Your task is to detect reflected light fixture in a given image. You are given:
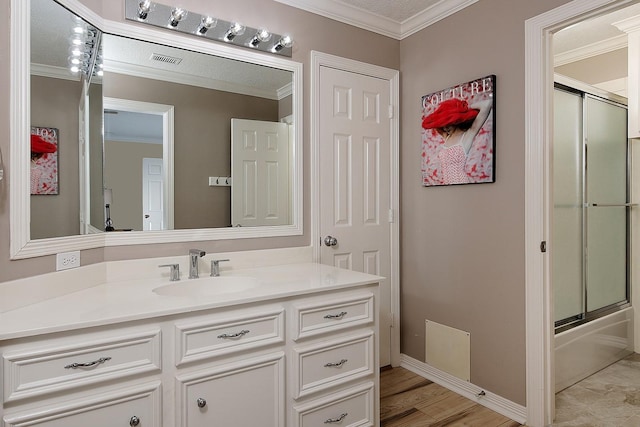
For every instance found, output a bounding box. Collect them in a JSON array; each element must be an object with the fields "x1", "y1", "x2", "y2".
[
  {"x1": 168, "y1": 8, "x2": 187, "y2": 27},
  {"x1": 273, "y1": 35, "x2": 294, "y2": 52},
  {"x1": 138, "y1": 0, "x2": 152, "y2": 20},
  {"x1": 224, "y1": 22, "x2": 245, "y2": 41},
  {"x1": 249, "y1": 28, "x2": 271, "y2": 47},
  {"x1": 197, "y1": 16, "x2": 217, "y2": 35}
]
